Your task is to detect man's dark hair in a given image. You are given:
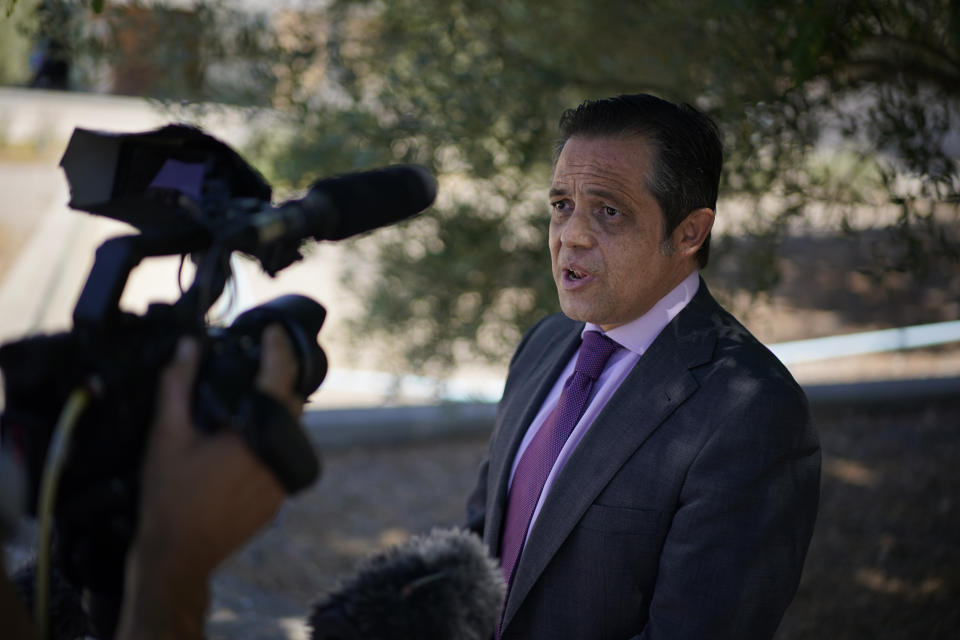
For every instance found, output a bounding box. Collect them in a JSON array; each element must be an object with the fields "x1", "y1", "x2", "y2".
[{"x1": 556, "y1": 93, "x2": 723, "y2": 268}]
